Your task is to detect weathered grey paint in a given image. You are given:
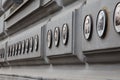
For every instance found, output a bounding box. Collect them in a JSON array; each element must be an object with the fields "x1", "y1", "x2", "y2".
[{"x1": 0, "y1": 0, "x2": 119, "y2": 80}]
